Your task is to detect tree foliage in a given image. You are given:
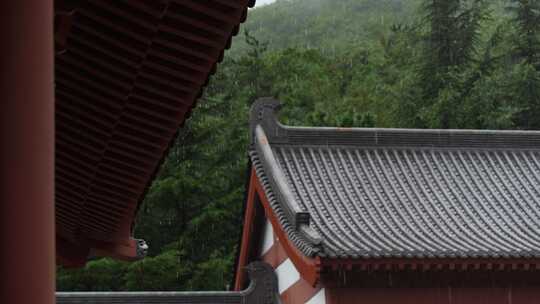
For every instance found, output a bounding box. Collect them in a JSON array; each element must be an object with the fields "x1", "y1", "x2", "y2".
[
  {"x1": 509, "y1": 0, "x2": 540, "y2": 67},
  {"x1": 507, "y1": 0, "x2": 540, "y2": 128}
]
